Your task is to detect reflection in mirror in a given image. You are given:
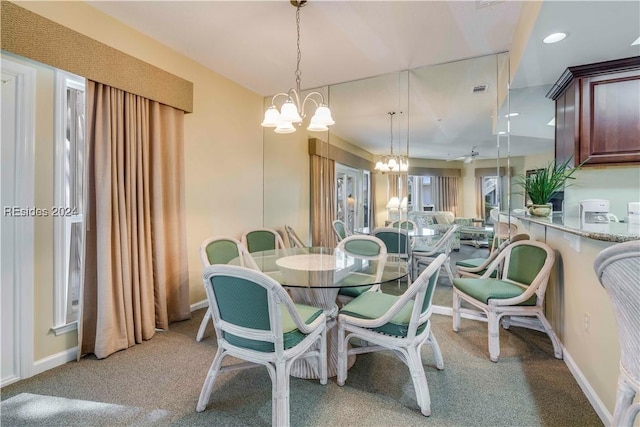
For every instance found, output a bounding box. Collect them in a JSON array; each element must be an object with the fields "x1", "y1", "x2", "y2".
[
  {"x1": 261, "y1": 53, "x2": 529, "y2": 315},
  {"x1": 329, "y1": 71, "x2": 409, "y2": 233},
  {"x1": 406, "y1": 54, "x2": 502, "y2": 310}
]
